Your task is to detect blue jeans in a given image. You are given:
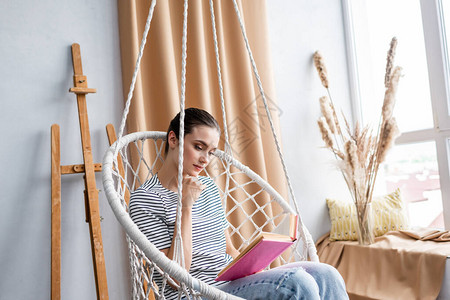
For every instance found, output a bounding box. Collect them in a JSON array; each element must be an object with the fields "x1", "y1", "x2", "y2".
[{"x1": 218, "y1": 262, "x2": 348, "y2": 300}]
